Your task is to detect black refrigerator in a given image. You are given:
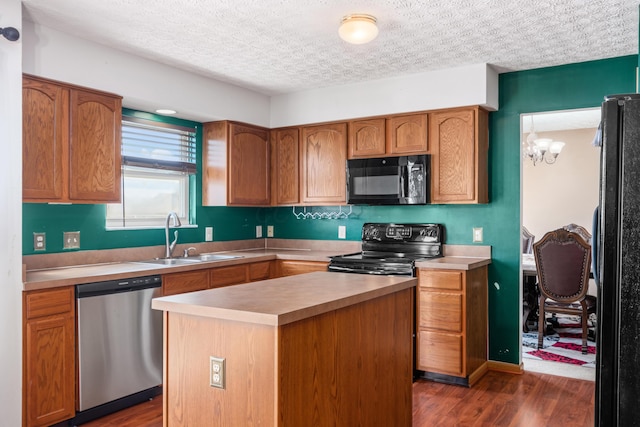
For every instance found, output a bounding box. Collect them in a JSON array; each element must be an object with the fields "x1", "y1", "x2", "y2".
[{"x1": 595, "y1": 93, "x2": 640, "y2": 426}]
